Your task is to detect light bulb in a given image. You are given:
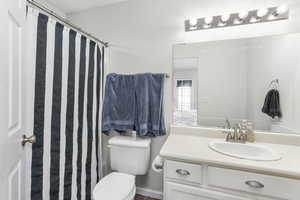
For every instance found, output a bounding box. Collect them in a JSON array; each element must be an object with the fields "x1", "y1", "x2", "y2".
[
  {"x1": 221, "y1": 14, "x2": 230, "y2": 22},
  {"x1": 204, "y1": 16, "x2": 214, "y2": 25},
  {"x1": 257, "y1": 8, "x2": 269, "y2": 18},
  {"x1": 189, "y1": 26, "x2": 197, "y2": 30},
  {"x1": 268, "y1": 14, "x2": 276, "y2": 20},
  {"x1": 234, "y1": 19, "x2": 242, "y2": 25},
  {"x1": 189, "y1": 18, "x2": 198, "y2": 26},
  {"x1": 238, "y1": 11, "x2": 249, "y2": 20},
  {"x1": 250, "y1": 17, "x2": 258, "y2": 23},
  {"x1": 234, "y1": 11, "x2": 249, "y2": 24},
  {"x1": 217, "y1": 22, "x2": 225, "y2": 27},
  {"x1": 217, "y1": 14, "x2": 230, "y2": 27},
  {"x1": 275, "y1": 4, "x2": 289, "y2": 16}
]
